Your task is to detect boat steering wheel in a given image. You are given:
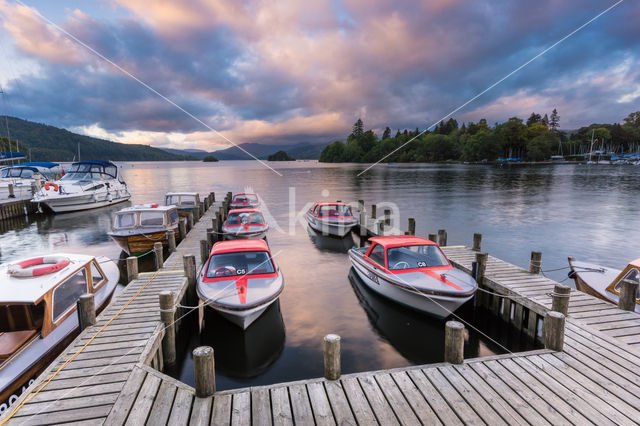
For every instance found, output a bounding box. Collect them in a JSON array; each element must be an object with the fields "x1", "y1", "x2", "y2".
[
  {"x1": 392, "y1": 261, "x2": 410, "y2": 269},
  {"x1": 212, "y1": 266, "x2": 236, "y2": 277}
]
